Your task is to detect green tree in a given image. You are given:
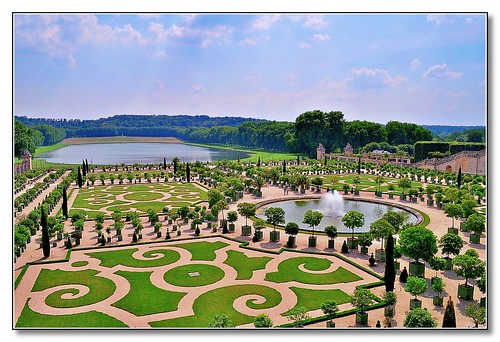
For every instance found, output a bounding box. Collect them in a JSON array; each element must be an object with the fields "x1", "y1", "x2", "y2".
[
  {"x1": 237, "y1": 202, "x2": 256, "y2": 227},
  {"x1": 464, "y1": 302, "x2": 486, "y2": 328},
  {"x1": 384, "y1": 234, "x2": 396, "y2": 292},
  {"x1": 62, "y1": 186, "x2": 68, "y2": 219},
  {"x1": 207, "y1": 189, "x2": 224, "y2": 208},
  {"x1": 40, "y1": 205, "x2": 50, "y2": 258},
  {"x1": 324, "y1": 225, "x2": 338, "y2": 242},
  {"x1": 264, "y1": 207, "x2": 285, "y2": 233},
  {"x1": 253, "y1": 314, "x2": 273, "y2": 328},
  {"x1": 381, "y1": 211, "x2": 408, "y2": 233},
  {"x1": 284, "y1": 306, "x2": 310, "y2": 327},
  {"x1": 77, "y1": 166, "x2": 83, "y2": 188},
  {"x1": 302, "y1": 209, "x2": 324, "y2": 237},
  {"x1": 208, "y1": 314, "x2": 234, "y2": 328},
  {"x1": 438, "y1": 233, "x2": 464, "y2": 259},
  {"x1": 185, "y1": 162, "x2": 191, "y2": 182},
  {"x1": 321, "y1": 300, "x2": 339, "y2": 317},
  {"x1": 172, "y1": 157, "x2": 180, "y2": 175},
  {"x1": 465, "y1": 213, "x2": 485, "y2": 236},
  {"x1": 444, "y1": 203, "x2": 464, "y2": 228},
  {"x1": 369, "y1": 218, "x2": 394, "y2": 250},
  {"x1": 398, "y1": 178, "x2": 411, "y2": 196},
  {"x1": 398, "y1": 226, "x2": 438, "y2": 265},
  {"x1": 341, "y1": 210, "x2": 365, "y2": 244},
  {"x1": 351, "y1": 288, "x2": 375, "y2": 314},
  {"x1": 442, "y1": 296, "x2": 457, "y2": 328},
  {"x1": 405, "y1": 276, "x2": 428, "y2": 301},
  {"x1": 453, "y1": 249, "x2": 485, "y2": 287},
  {"x1": 403, "y1": 308, "x2": 437, "y2": 328}
]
